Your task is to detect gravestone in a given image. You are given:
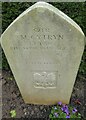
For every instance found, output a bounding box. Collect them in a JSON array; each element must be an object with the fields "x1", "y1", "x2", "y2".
[{"x1": 0, "y1": 2, "x2": 85, "y2": 105}]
